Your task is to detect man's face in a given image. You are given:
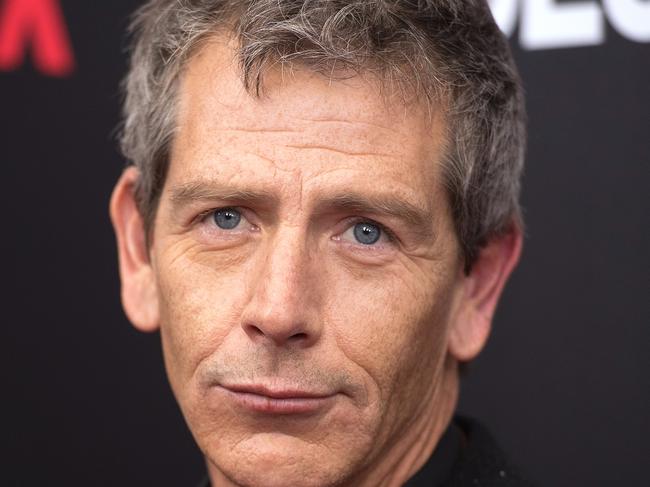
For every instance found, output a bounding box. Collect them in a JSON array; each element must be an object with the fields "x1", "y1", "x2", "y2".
[{"x1": 147, "y1": 39, "x2": 467, "y2": 486}]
